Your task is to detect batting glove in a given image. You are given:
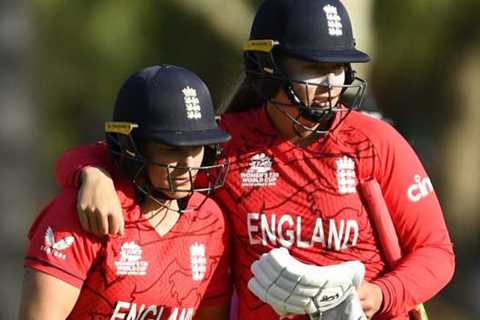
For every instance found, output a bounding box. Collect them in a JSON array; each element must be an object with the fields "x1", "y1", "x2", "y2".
[{"x1": 248, "y1": 247, "x2": 365, "y2": 318}]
